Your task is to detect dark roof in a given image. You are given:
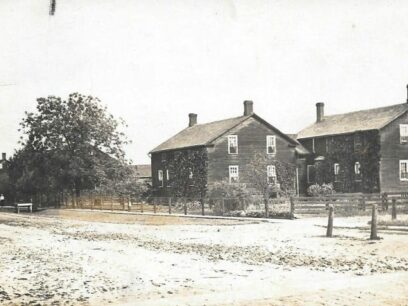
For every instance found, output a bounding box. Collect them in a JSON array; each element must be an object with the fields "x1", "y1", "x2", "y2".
[
  {"x1": 297, "y1": 103, "x2": 408, "y2": 139},
  {"x1": 134, "y1": 164, "x2": 151, "y2": 178},
  {"x1": 286, "y1": 134, "x2": 310, "y2": 156},
  {"x1": 150, "y1": 114, "x2": 298, "y2": 153}
]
